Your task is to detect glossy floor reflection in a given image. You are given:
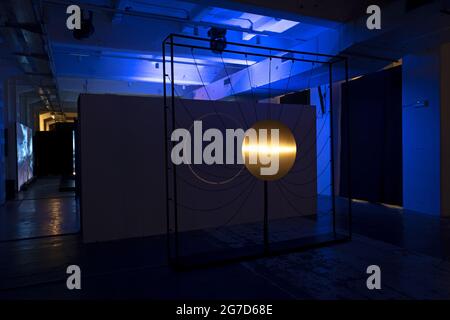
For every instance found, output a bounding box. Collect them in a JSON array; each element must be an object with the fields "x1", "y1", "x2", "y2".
[
  {"x1": 0, "y1": 178, "x2": 79, "y2": 241},
  {"x1": 0, "y1": 193, "x2": 450, "y2": 299},
  {"x1": 1, "y1": 231, "x2": 450, "y2": 299},
  {"x1": 15, "y1": 177, "x2": 75, "y2": 200}
]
